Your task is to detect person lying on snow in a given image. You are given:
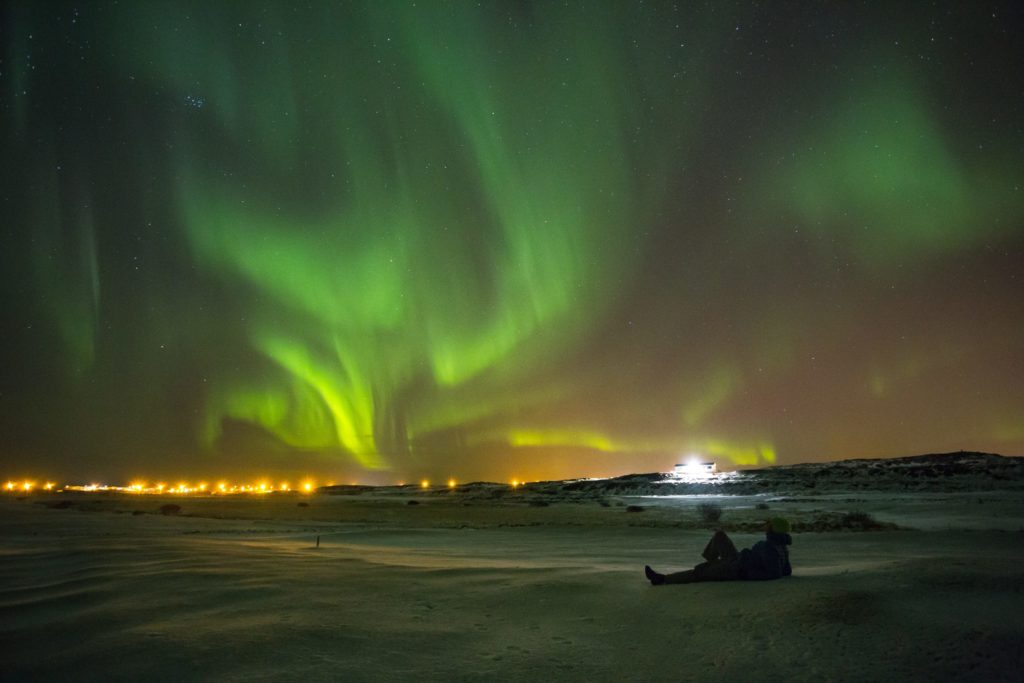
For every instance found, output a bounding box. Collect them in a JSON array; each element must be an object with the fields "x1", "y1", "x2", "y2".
[{"x1": 645, "y1": 517, "x2": 792, "y2": 585}]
